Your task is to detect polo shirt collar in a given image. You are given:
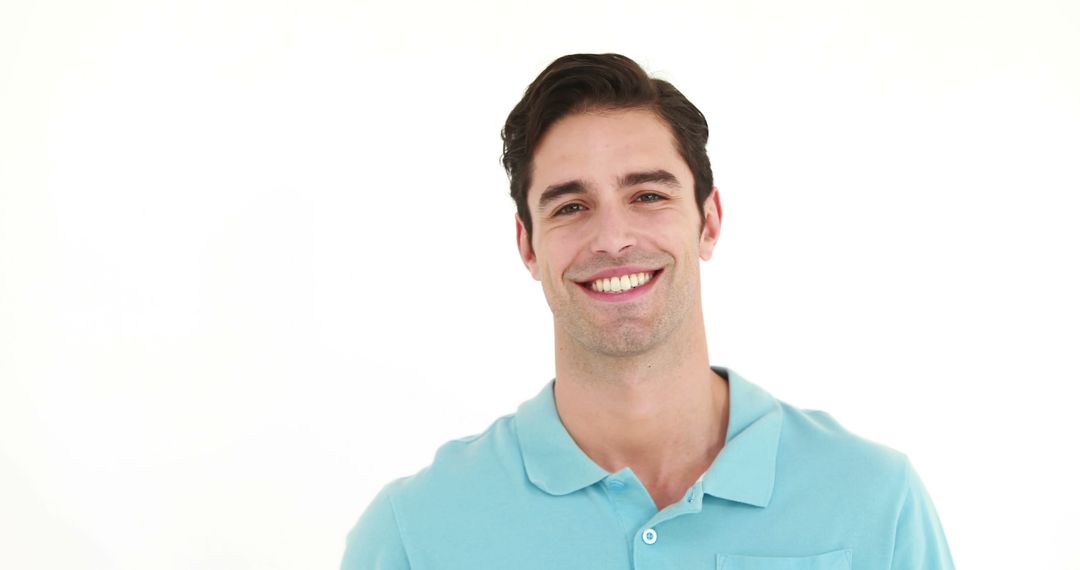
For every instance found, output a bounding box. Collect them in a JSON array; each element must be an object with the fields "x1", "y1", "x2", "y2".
[
  {"x1": 515, "y1": 380, "x2": 610, "y2": 496},
  {"x1": 701, "y1": 367, "x2": 783, "y2": 508},
  {"x1": 514, "y1": 367, "x2": 783, "y2": 507}
]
